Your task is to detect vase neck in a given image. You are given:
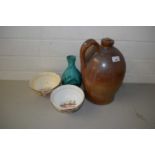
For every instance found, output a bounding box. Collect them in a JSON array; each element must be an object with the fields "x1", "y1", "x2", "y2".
[{"x1": 67, "y1": 55, "x2": 76, "y2": 67}]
